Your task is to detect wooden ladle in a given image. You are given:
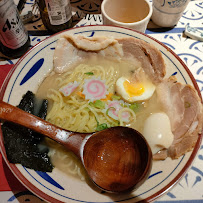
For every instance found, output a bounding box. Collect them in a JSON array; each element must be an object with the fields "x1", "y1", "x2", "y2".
[{"x1": 0, "y1": 101, "x2": 152, "y2": 193}]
